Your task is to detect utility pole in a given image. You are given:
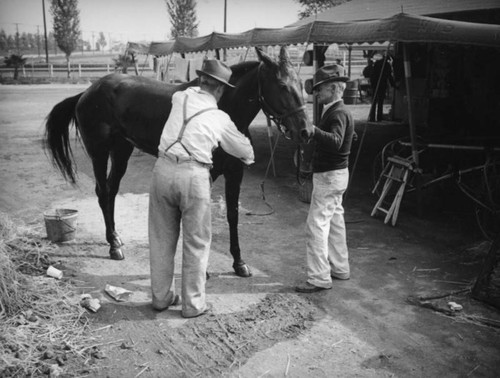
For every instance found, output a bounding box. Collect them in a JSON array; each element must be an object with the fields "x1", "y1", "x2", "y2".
[
  {"x1": 37, "y1": 25, "x2": 41, "y2": 57},
  {"x1": 223, "y1": 0, "x2": 227, "y2": 61},
  {"x1": 15, "y1": 23, "x2": 20, "y2": 54},
  {"x1": 42, "y1": 0, "x2": 49, "y2": 64}
]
